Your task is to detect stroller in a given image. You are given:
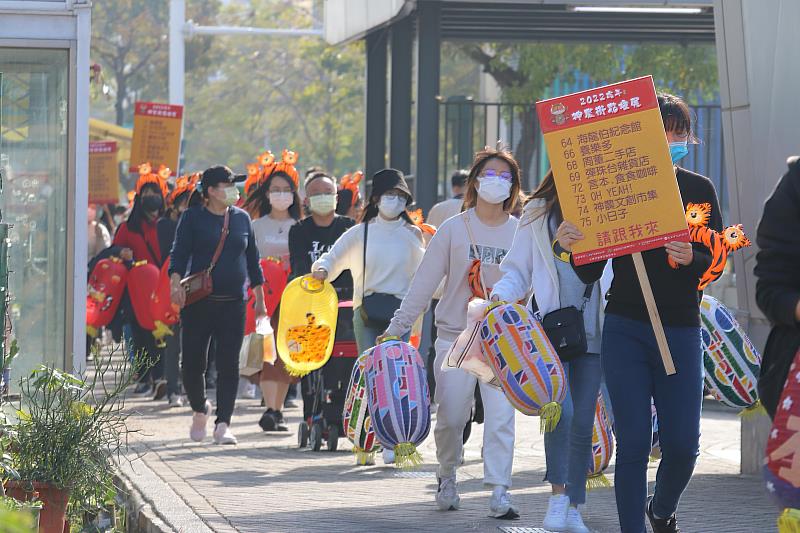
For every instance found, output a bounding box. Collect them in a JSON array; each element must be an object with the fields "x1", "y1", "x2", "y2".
[{"x1": 297, "y1": 301, "x2": 360, "y2": 451}]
